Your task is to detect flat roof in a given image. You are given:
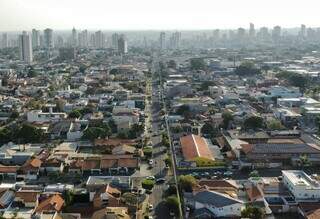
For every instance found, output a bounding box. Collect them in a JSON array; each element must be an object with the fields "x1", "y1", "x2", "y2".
[{"x1": 283, "y1": 170, "x2": 320, "y2": 188}]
